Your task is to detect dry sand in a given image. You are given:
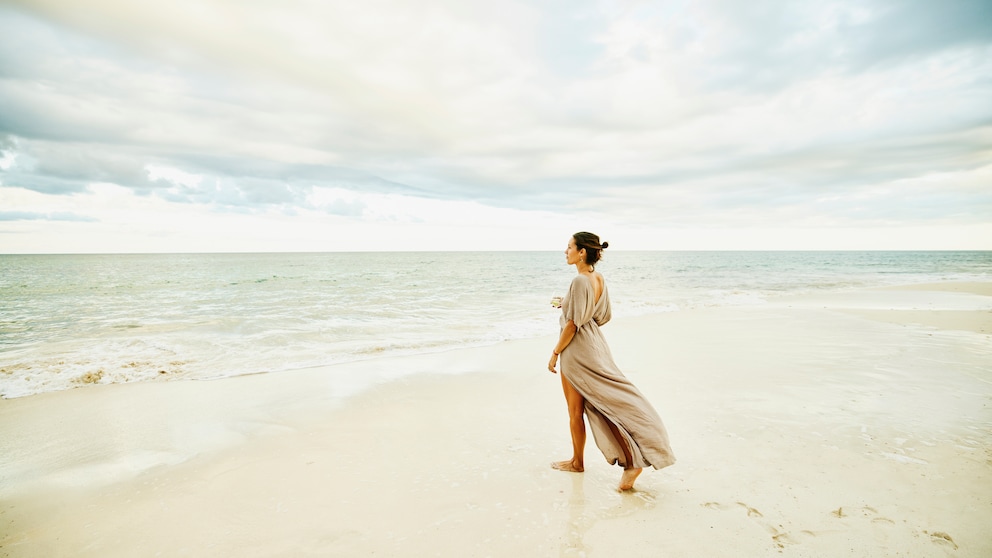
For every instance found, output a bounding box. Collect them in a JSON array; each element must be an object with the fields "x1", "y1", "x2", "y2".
[{"x1": 1, "y1": 282, "x2": 990, "y2": 557}]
